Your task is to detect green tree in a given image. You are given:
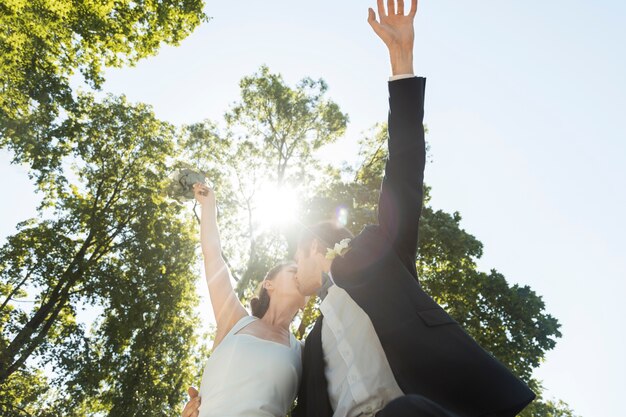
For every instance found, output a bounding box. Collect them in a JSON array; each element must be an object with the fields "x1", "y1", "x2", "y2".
[
  {"x1": 0, "y1": 94, "x2": 205, "y2": 416},
  {"x1": 179, "y1": 65, "x2": 348, "y2": 301},
  {"x1": 0, "y1": 0, "x2": 208, "y2": 172},
  {"x1": 225, "y1": 65, "x2": 348, "y2": 184},
  {"x1": 0, "y1": 368, "x2": 51, "y2": 417}
]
